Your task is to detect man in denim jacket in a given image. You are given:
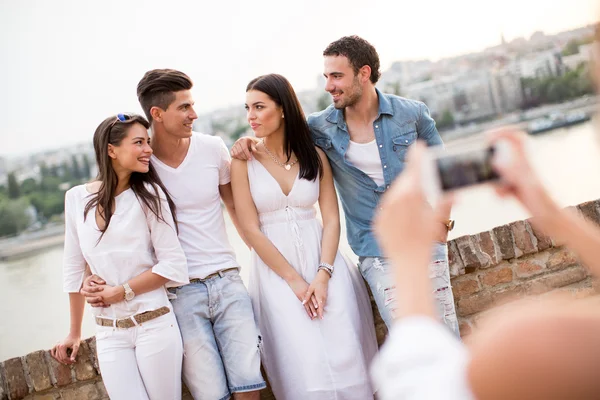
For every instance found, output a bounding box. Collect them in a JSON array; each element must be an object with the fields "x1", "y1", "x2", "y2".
[{"x1": 307, "y1": 36, "x2": 459, "y2": 334}]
